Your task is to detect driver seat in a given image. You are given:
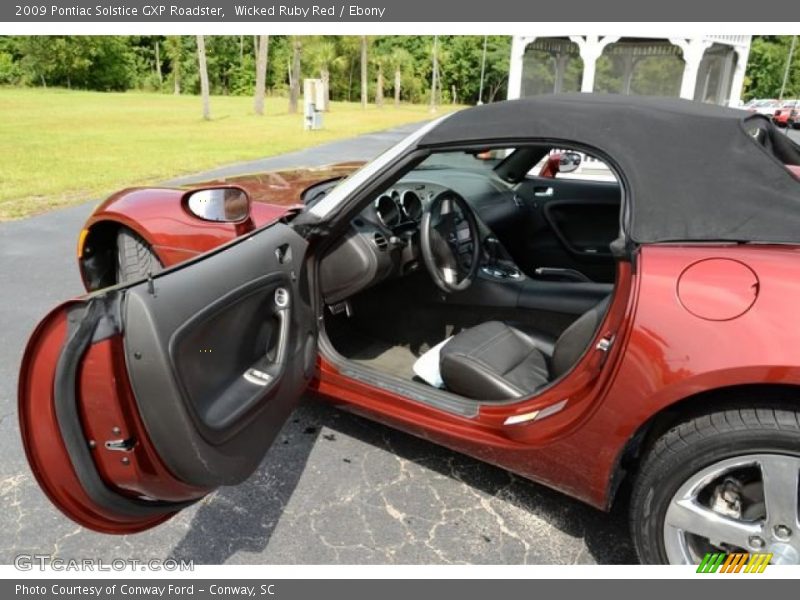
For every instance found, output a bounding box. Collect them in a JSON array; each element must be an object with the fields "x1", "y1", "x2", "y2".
[{"x1": 439, "y1": 297, "x2": 610, "y2": 401}]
